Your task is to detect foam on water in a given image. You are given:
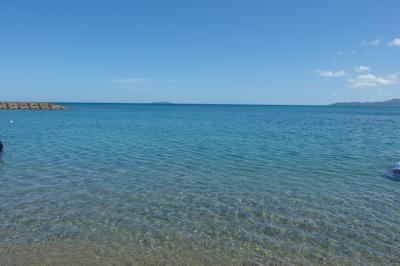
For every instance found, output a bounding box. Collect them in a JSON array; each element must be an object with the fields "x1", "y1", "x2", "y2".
[{"x1": 0, "y1": 104, "x2": 399, "y2": 265}]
